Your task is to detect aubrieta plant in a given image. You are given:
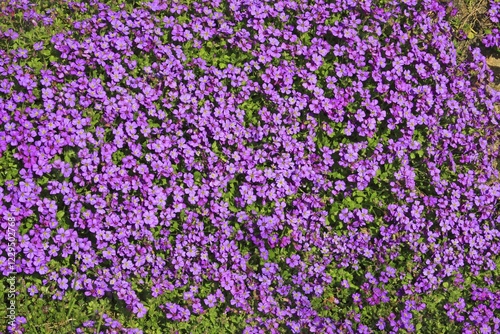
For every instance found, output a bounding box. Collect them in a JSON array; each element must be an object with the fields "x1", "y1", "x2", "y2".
[
  {"x1": 1, "y1": 0, "x2": 500, "y2": 333},
  {"x1": 483, "y1": 0, "x2": 500, "y2": 52}
]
